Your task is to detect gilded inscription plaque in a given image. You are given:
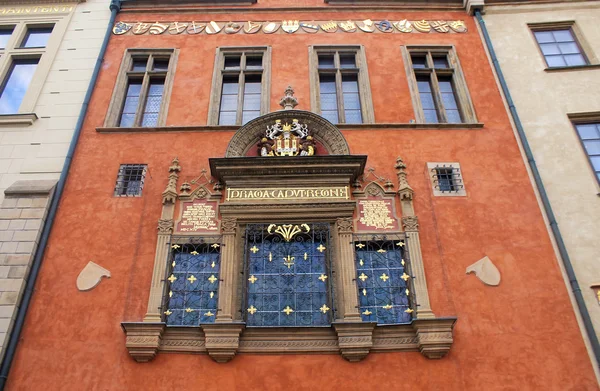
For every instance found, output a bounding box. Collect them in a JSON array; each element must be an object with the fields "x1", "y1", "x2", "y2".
[
  {"x1": 176, "y1": 200, "x2": 219, "y2": 233},
  {"x1": 226, "y1": 186, "x2": 349, "y2": 201},
  {"x1": 356, "y1": 199, "x2": 399, "y2": 232}
]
